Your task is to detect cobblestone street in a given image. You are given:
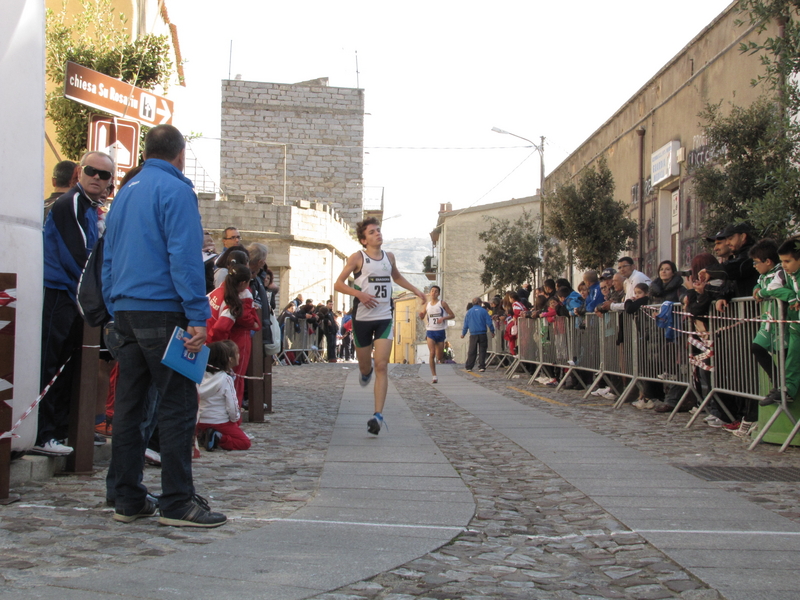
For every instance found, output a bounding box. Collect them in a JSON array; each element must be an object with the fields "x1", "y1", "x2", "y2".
[{"x1": 1, "y1": 363, "x2": 798, "y2": 599}]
